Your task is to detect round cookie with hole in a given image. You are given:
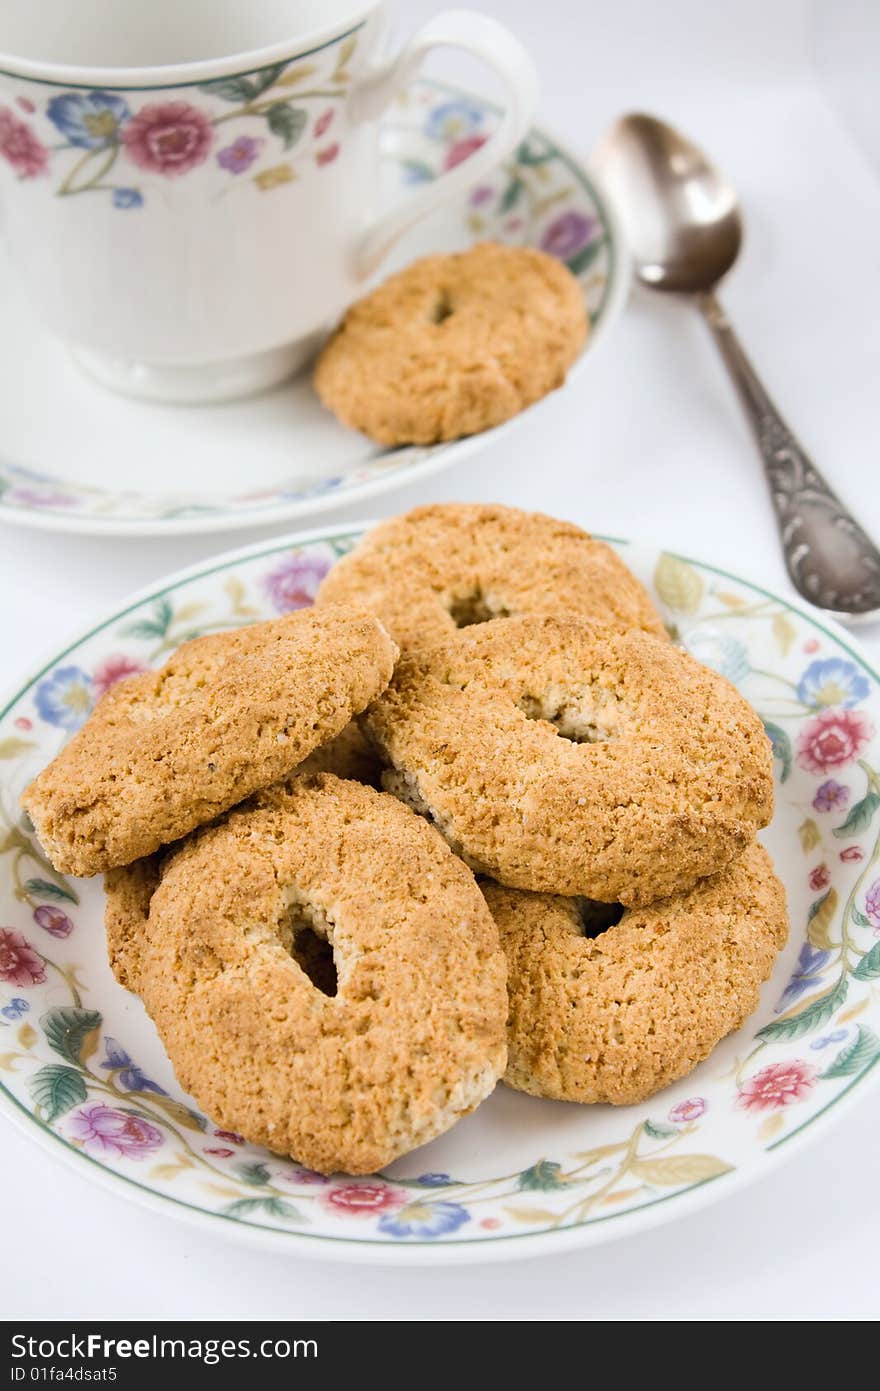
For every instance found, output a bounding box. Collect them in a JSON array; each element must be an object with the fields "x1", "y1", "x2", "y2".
[
  {"x1": 485, "y1": 839, "x2": 788, "y2": 1105},
  {"x1": 104, "y1": 774, "x2": 508, "y2": 1176},
  {"x1": 316, "y1": 503, "x2": 667, "y2": 649},
  {"x1": 365, "y1": 615, "x2": 774, "y2": 905},
  {"x1": 22, "y1": 605, "x2": 397, "y2": 877},
  {"x1": 313, "y1": 243, "x2": 588, "y2": 445}
]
